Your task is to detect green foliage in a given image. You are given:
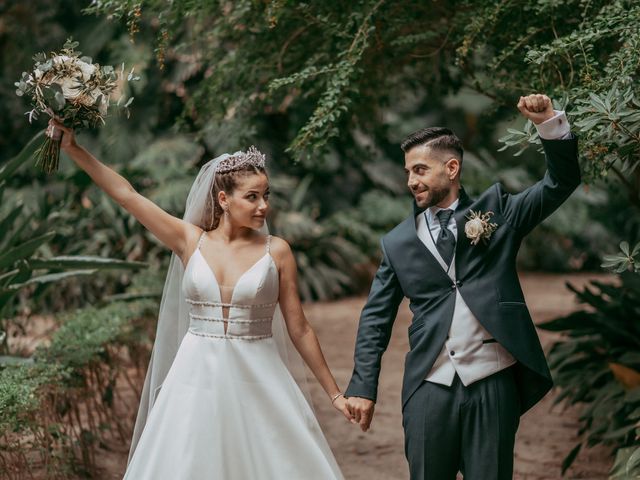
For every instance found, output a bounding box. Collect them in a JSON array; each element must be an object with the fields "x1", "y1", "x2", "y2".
[
  {"x1": 0, "y1": 131, "x2": 45, "y2": 183},
  {"x1": 82, "y1": 0, "x2": 632, "y2": 276},
  {"x1": 472, "y1": 0, "x2": 640, "y2": 210},
  {"x1": 0, "y1": 142, "x2": 148, "y2": 356},
  {"x1": 0, "y1": 194, "x2": 136, "y2": 354},
  {"x1": 7, "y1": 1, "x2": 634, "y2": 281},
  {"x1": 0, "y1": 296, "x2": 154, "y2": 477},
  {"x1": 39, "y1": 301, "x2": 151, "y2": 370},
  {"x1": 539, "y1": 272, "x2": 640, "y2": 474},
  {"x1": 88, "y1": 0, "x2": 639, "y2": 183},
  {"x1": 602, "y1": 241, "x2": 640, "y2": 274},
  {"x1": 0, "y1": 2, "x2": 167, "y2": 323},
  {"x1": 86, "y1": 0, "x2": 460, "y2": 161},
  {"x1": 610, "y1": 445, "x2": 640, "y2": 479},
  {"x1": 270, "y1": 174, "x2": 408, "y2": 300},
  {"x1": 0, "y1": 362, "x2": 65, "y2": 434}
]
